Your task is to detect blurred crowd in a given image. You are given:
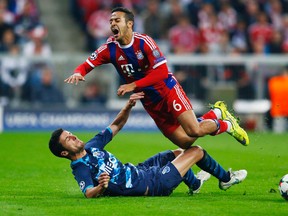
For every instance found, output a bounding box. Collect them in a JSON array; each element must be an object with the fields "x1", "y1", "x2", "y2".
[
  {"x1": 0, "y1": 0, "x2": 56, "y2": 108},
  {"x1": 0, "y1": 0, "x2": 288, "y2": 123},
  {"x1": 71, "y1": 0, "x2": 288, "y2": 55},
  {"x1": 0, "y1": 0, "x2": 51, "y2": 56}
]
